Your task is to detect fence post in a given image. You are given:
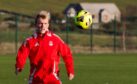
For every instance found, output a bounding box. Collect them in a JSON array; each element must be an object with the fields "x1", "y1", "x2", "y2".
[
  {"x1": 90, "y1": 26, "x2": 93, "y2": 53},
  {"x1": 122, "y1": 16, "x2": 126, "y2": 52},
  {"x1": 113, "y1": 16, "x2": 117, "y2": 53},
  {"x1": 65, "y1": 16, "x2": 69, "y2": 44},
  {"x1": 15, "y1": 15, "x2": 19, "y2": 54}
]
